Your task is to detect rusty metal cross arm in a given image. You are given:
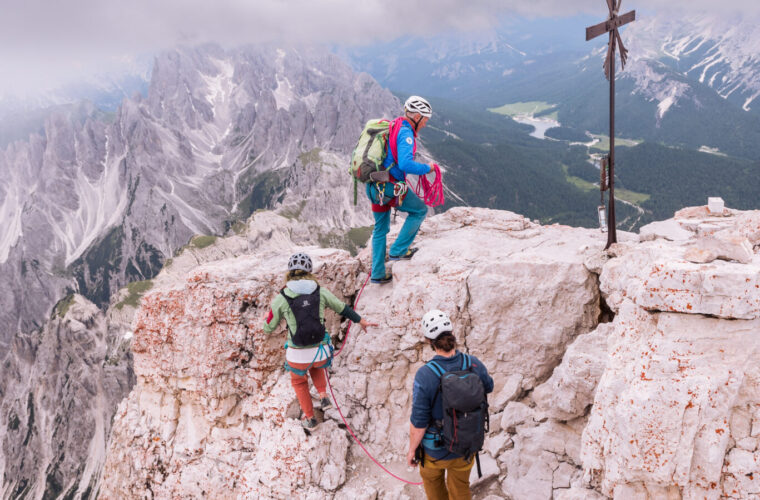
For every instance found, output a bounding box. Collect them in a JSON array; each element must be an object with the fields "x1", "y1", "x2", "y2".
[{"x1": 585, "y1": 10, "x2": 636, "y2": 41}]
